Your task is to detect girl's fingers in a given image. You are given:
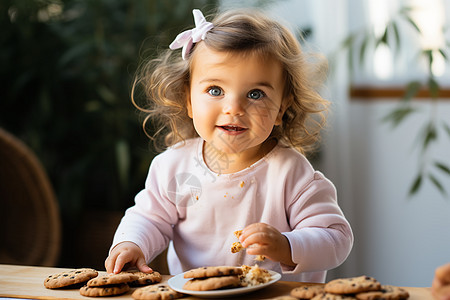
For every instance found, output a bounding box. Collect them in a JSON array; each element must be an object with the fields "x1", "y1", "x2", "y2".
[
  {"x1": 137, "y1": 257, "x2": 153, "y2": 273},
  {"x1": 242, "y1": 223, "x2": 268, "y2": 235},
  {"x1": 434, "y1": 285, "x2": 450, "y2": 300},
  {"x1": 240, "y1": 223, "x2": 259, "y2": 239},
  {"x1": 104, "y1": 257, "x2": 113, "y2": 274},
  {"x1": 113, "y1": 252, "x2": 130, "y2": 274},
  {"x1": 105, "y1": 252, "x2": 119, "y2": 274},
  {"x1": 241, "y1": 232, "x2": 266, "y2": 248},
  {"x1": 436, "y1": 263, "x2": 450, "y2": 283},
  {"x1": 246, "y1": 243, "x2": 266, "y2": 254}
]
